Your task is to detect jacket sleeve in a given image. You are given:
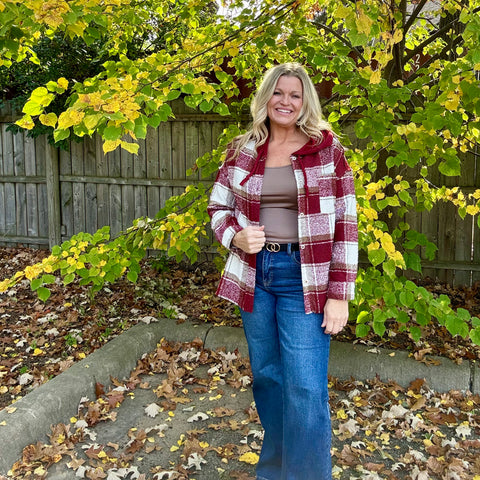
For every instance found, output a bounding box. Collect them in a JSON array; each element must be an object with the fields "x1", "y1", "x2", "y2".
[
  {"x1": 207, "y1": 156, "x2": 243, "y2": 250},
  {"x1": 327, "y1": 147, "x2": 358, "y2": 301}
]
